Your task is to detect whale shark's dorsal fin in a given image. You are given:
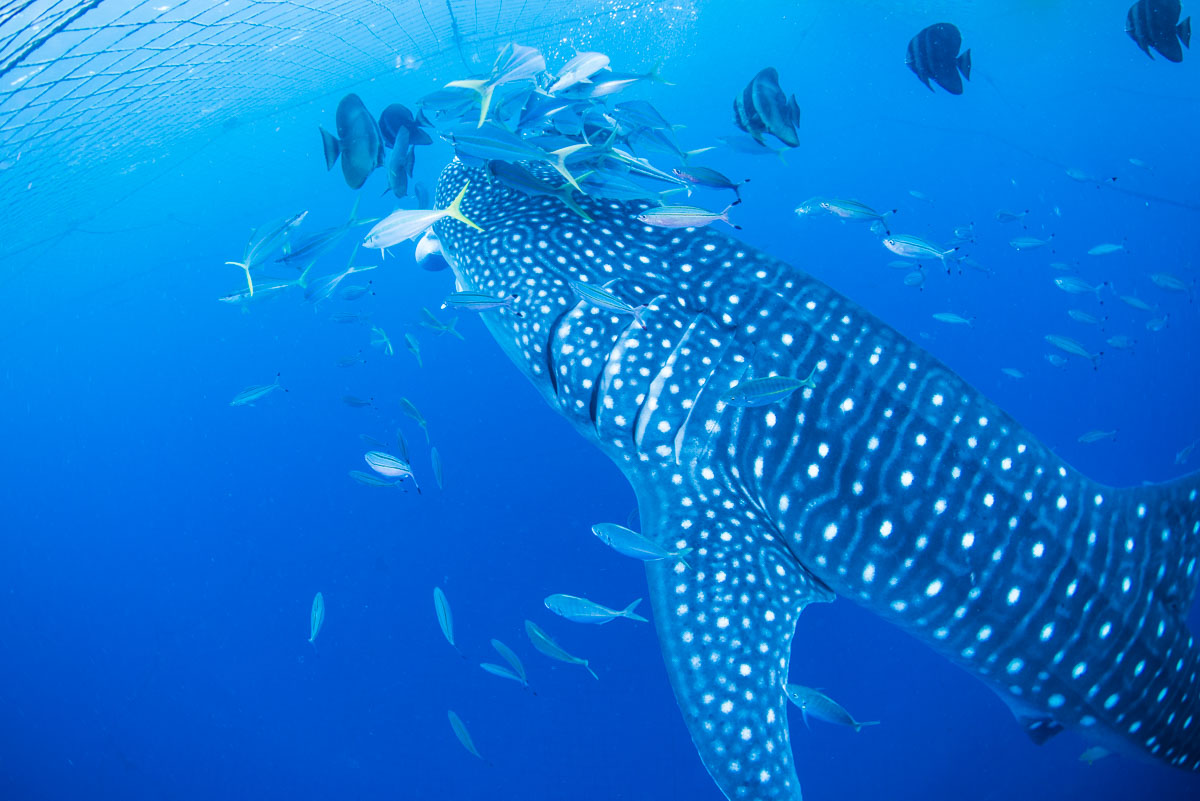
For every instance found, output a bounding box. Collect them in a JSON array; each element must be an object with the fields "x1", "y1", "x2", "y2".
[{"x1": 642, "y1": 490, "x2": 834, "y2": 800}]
